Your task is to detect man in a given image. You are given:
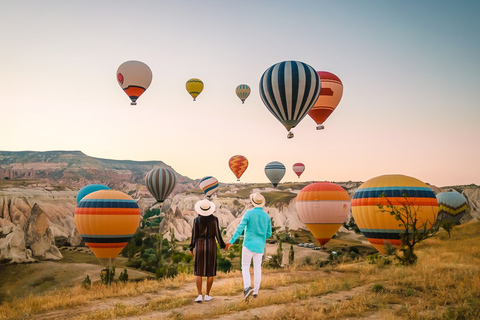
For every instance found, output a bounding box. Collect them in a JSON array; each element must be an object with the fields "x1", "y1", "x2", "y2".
[{"x1": 226, "y1": 192, "x2": 272, "y2": 300}]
